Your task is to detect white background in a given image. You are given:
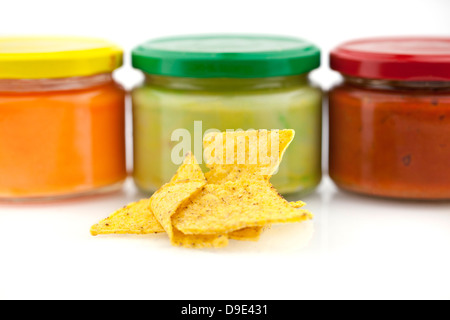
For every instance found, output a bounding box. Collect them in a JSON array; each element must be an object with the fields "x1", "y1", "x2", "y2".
[{"x1": 0, "y1": 0, "x2": 449, "y2": 300}]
